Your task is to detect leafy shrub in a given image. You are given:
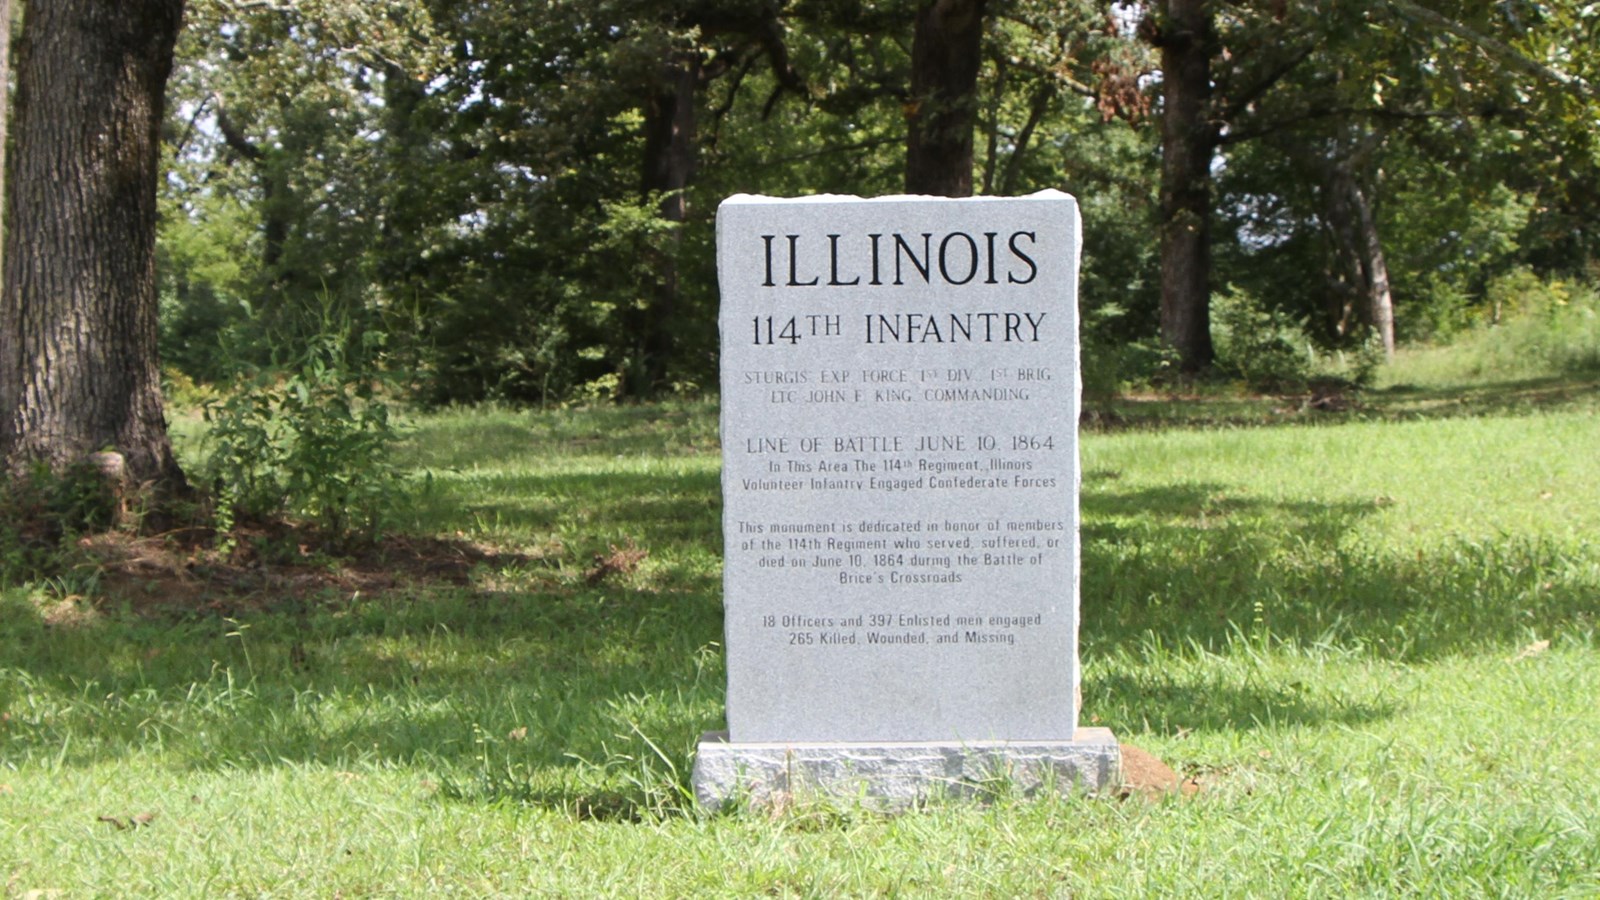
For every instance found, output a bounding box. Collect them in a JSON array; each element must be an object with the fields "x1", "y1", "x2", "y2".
[
  {"x1": 1211, "y1": 286, "x2": 1314, "y2": 393},
  {"x1": 1407, "y1": 274, "x2": 1479, "y2": 342},
  {"x1": 1383, "y1": 273, "x2": 1600, "y2": 387},
  {"x1": 201, "y1": 303, "x2": 405, "y2": 542},
  {"x1": 1080, "y1": 334, "x2": 1179, "y2": 401}
]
